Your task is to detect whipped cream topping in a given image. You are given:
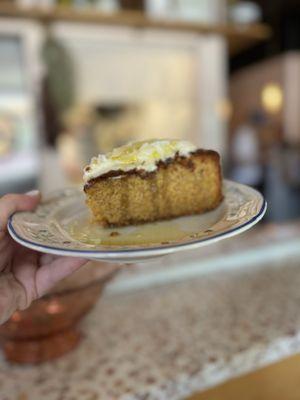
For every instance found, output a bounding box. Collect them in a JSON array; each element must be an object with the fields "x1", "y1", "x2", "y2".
[{"x1": 83, "y1": 139, "x2": 197, "y2": 183}]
